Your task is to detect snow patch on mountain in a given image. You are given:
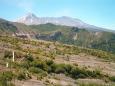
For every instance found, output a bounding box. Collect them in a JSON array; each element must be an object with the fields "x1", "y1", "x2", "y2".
[{"x1": 15, "y1": 13, "x2": 106, "y2": 31}]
